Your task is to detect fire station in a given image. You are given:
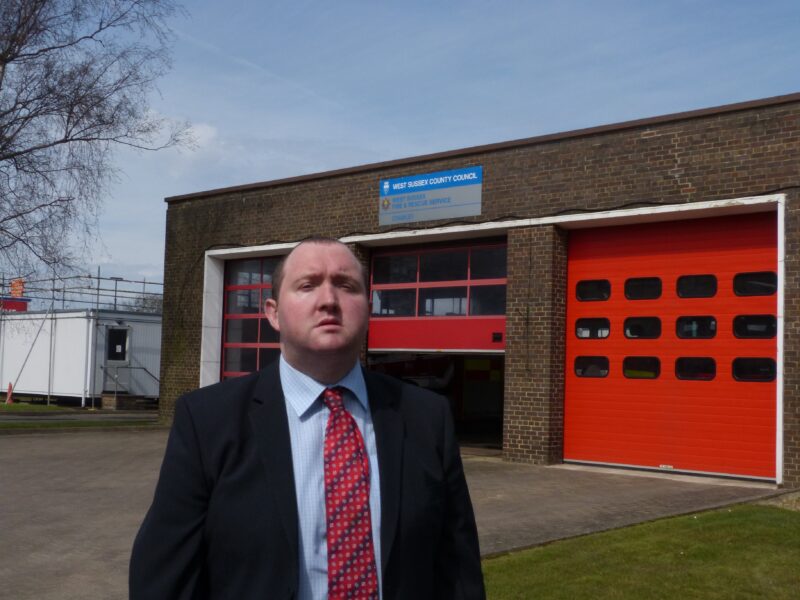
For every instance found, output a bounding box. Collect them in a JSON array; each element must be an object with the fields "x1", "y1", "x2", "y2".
[{"x1": 160, "y1": 93, "x2": 800, "y2": 486}]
